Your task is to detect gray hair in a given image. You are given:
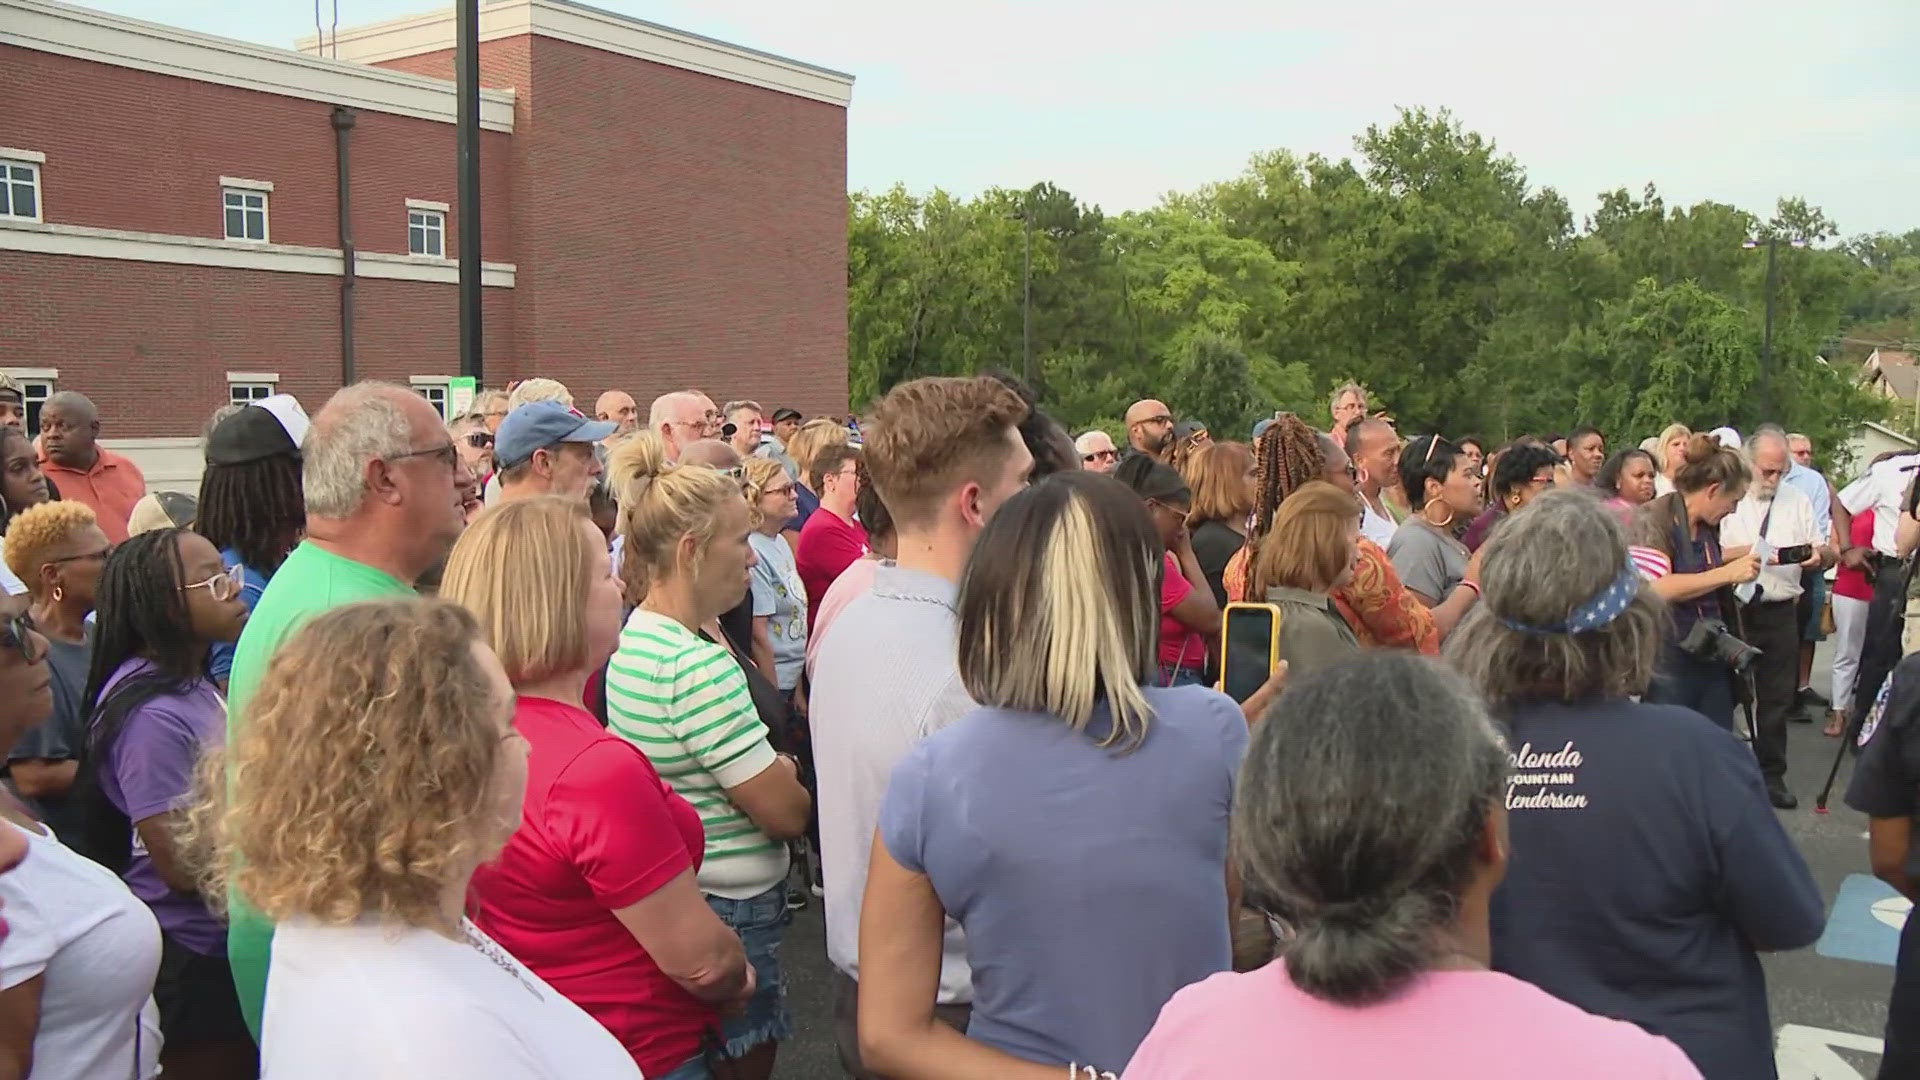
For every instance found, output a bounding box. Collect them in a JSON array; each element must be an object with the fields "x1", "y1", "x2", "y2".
[
  {"x1": 722, "y1": 400, "x2": 762, "y2": 418},
  {"x1": 303, "y1": 382, "x2": 417, "y2": 519},
  {"x1": 1748, "y1": 424, "x2": 1789, "y2": 457},
  {"x1": 507, "y1": 378, "x2": 572, "y2": 411},
  {"x1": 1445, "y1": 489, "x2": 1665, "y2": 707},
  {"x1": 1237, "y1": 653, "x2": 1507, "y2": 1005},
  {"x1": 205, "y1": 403, "x2": 245, "y2": 440}
]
